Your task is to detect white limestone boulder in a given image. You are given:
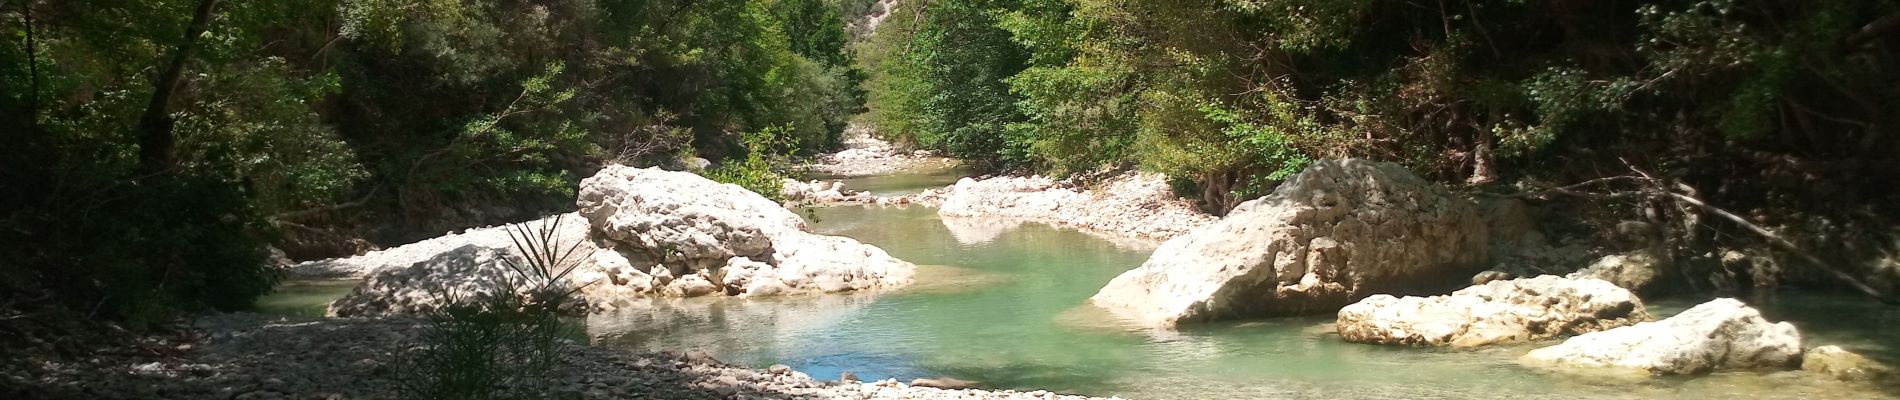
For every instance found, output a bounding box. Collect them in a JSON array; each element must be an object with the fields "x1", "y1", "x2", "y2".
[
  {"x1": 1089, "y1": 159, "x2": 1489, "y2": 327},
  {"x1": 1521, "y1": 298, "x2": 1803, "y2": 375},
  {"x1": 1336, "y1": 276, "x2": 1650, "y2": 347}
]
